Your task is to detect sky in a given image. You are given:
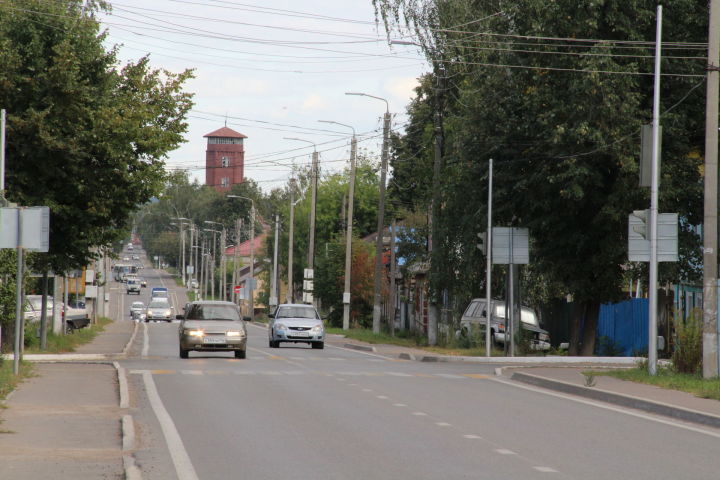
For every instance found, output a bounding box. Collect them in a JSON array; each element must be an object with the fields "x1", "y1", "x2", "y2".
[{"x1": 97, "y1": 0, "x2": 429, "y2": 192}]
